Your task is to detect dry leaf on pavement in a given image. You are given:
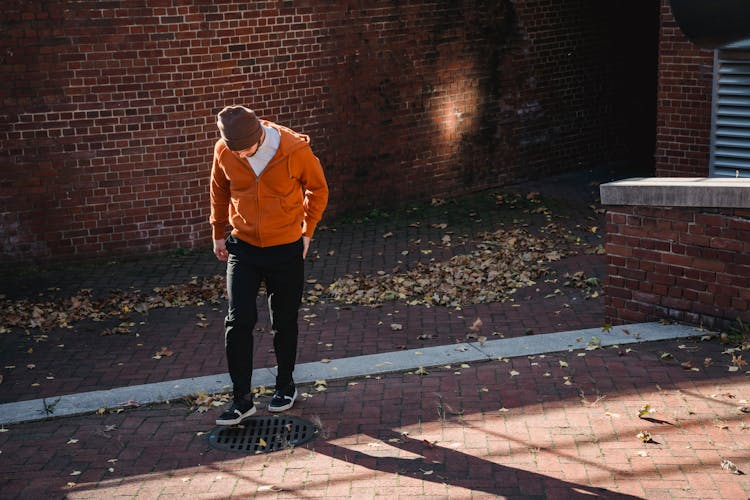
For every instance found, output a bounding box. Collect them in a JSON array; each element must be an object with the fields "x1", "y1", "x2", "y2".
[
  {"x1": 638, "y1": 404, "x2": 656, "y2": 418},
  {"x1": 637, "y1": 431, "x2": 653, "y2": 443},
  {"x1": 152, "y1": 347, "x2": 174, "y2": 359},
  {"x1": 721, "y1": 459, "x2": 743, "y2": 475},
  {"x1": 470, "y1": 318, "x2": 483, "y2": 332},
  {"x1": 258, "y1": 485, "x2": 283, "y2": 492}
]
